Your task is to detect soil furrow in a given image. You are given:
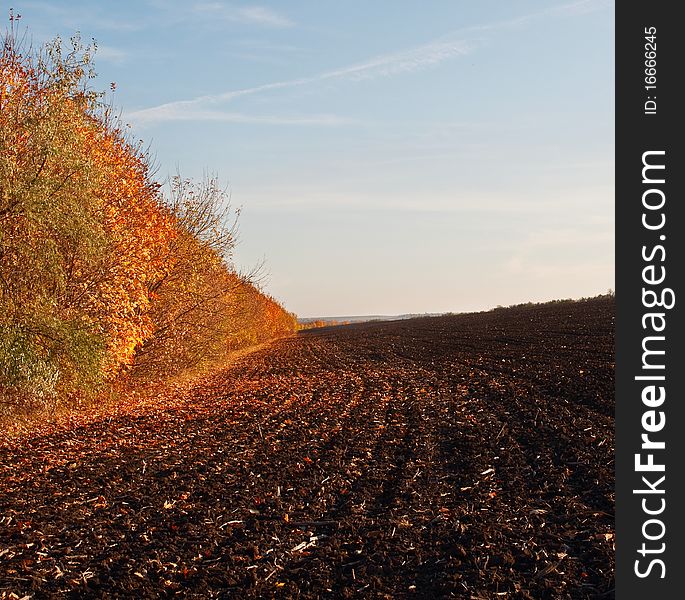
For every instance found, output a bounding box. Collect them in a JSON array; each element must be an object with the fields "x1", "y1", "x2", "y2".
[{"x1": 0, "y1": 297, "x2": 614, "y2": 599}]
